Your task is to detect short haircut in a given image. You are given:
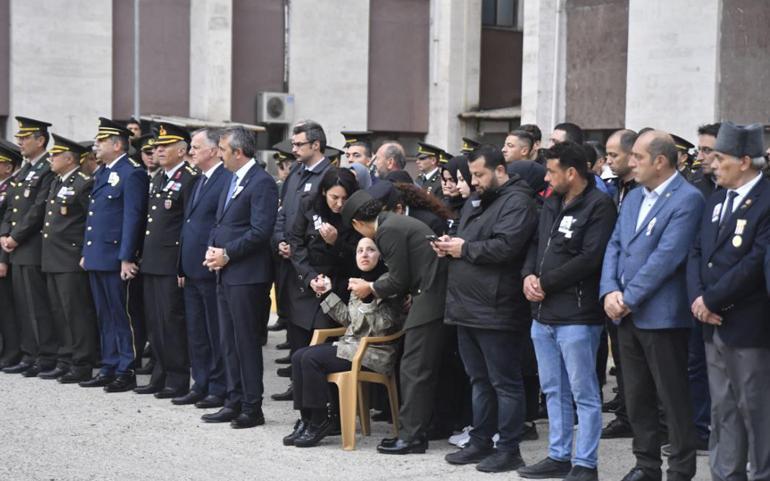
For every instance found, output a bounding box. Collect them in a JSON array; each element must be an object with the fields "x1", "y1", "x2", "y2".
[
  {"x1": 222, "y1": 126, "x2": 257, "y2": 158},
  {"x1": 554, "y1": 122, "x2": 584, "y2": 144},
  {"x1": 508, "y1": 130, "x2": 534, "y2": 150},
  {"x1": 192, "y1": 127, "x2": 221, "y2": 147},
  {"x1": 381, "y1": 142, "x2": 406, "y2": 169},
  {"x1": 519, "y1": 123, "x2": 542, "y2": 142},
  {"x1": 612, "y1": 129, "x2": 638, "y2": 154},
  {"x1": 348, "y1": 141, "x2": 371, "y2": 157},
  {"x1": 544, "y1": 141, "x2": 590, "y2": 179},
  {"x1": 647, "y1": 132, "x2": 678, "y2": 168},
  {"x1": 468, "y1": 145, "x2": 506, "y2": 170},
  {"x1": 697, "y1": 122, "x2": 721, "y2": 138},
  {"x1": 292, "y1": 120, "x2": 326, "y2": 152},
  {"x1": 109, "y1": 135, "x2": 129, "y2": 153}
]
